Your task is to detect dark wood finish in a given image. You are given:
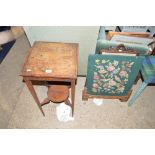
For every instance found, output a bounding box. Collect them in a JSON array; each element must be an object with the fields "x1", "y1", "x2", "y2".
[
  {"x1": 41, "y1": 85, "x2": 71, "y2": 108},
  {"x1": 99, "y1": 48, "x2": 138, "y2": 55},
  {"x1": 21, "y1": 42, "x2": 78, "y2": 116},
  {"x1": 82, "y1": 87, "x2": 132, "y2": 102},
  {"x1": 47, "y1": 85, "x2": 69, "y2": 103}
]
